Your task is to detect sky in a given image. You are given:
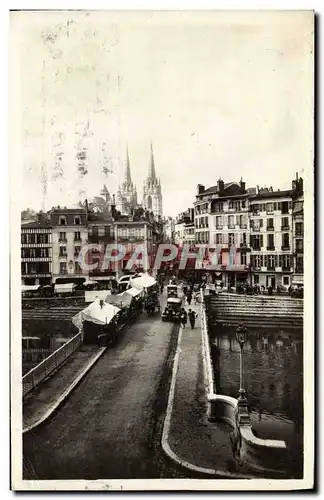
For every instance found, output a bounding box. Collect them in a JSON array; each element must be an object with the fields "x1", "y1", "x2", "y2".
[{"x1": 11, "y1": 10, "x2": 313, "y2": 217}]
